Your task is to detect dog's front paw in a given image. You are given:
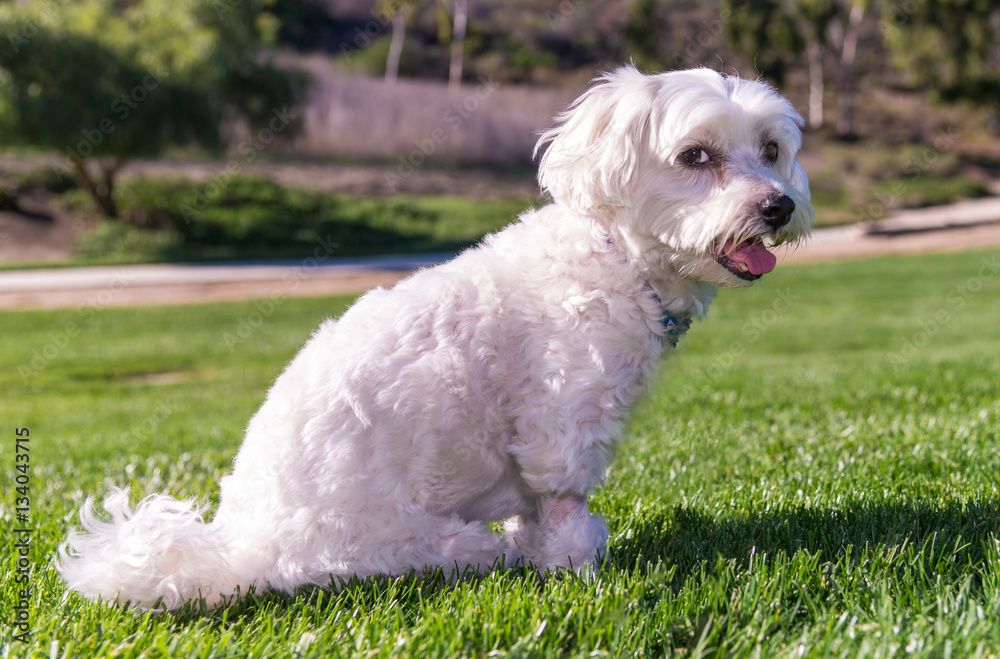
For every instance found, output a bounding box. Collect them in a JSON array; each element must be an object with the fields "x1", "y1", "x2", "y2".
[{"x1": 504, "y1": 495, "x2": 608, "y2": 573}]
